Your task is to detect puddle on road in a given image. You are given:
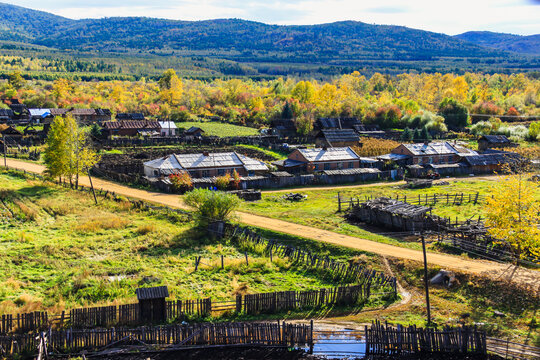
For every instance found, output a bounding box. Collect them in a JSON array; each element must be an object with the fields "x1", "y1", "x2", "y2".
[{"x1": 311, "y1": 329, "x2": 366, "y2": 359}]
